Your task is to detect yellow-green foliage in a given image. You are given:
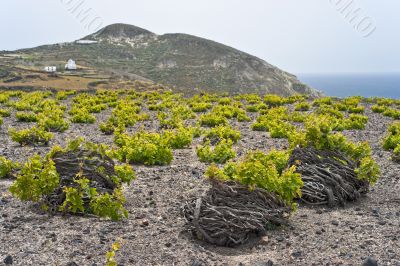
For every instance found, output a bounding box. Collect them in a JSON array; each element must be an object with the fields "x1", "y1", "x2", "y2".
[
  {"x1": 343, "y1": 96, "x2": 361, "y2": 106},
  {"x1": 114, "y1": 130, "x2": 173, "y2": 165},
  {"x1": 15, "y1": 112, "x2": 38, "y2": 122},
  {"x1": 9, "y1": 155, "x2": 59, "y2": 201},
  {"x1": 100, "y1": 120, "x2": 116, "y2": 135},
  {"x1": 212, "y1": 105, "x2": 237, "y2": 119},
  {"x1": 163, "y1": 127, "x2": 194, "y2": 149},
  {"x1": 269, "y1": 121, "x2": 295, "y2": 139},
  {"x1": 0, "y1": 89, "x2": 383, "y2": 192},
  {"x1": 113, "y1": 164, "x2": 136, "y2": 185},
  {"x1": 383, "y1": 108, "x2": 400, "y2": 119},
  {"x1": 242, "y1": 94, "x2": 262, "y2": 105},
  {"x1": 295, "y1": 101, "x2": 311, "y2": 111},
  {"x1": 376, "y1": 98, "x2": 394, "y2": 106},
  {"x1": 9, "y1": 126, "x2": 54, "y2": 145},
  {"x1": 355, "y1": 157, "x2": 380, "y2": 185},
  {"x1": 200, "y1": 112, "x2": 228, "y2": 127},
  {"x1": 106, "y1": 242, "x2": 121, "y2": 266},
  {"x1": 348, "y1": 105, "x2": 365, "y2": 114},
  {"x1": 383, "y1": 122, "x2": 400, "y2": 162},
  {"x1": 313, "y1": 97, "x2": 333, "y2": 107},
  {"x1": 315, "y1": 105, "x2": 344, "y2": 119},
  {"x1": 289, "y1": 111, "x2": 308, "y2": 123},
  {"x1": 71, "y1": 93, "x2": 108, "y2": 114},
  {"x1": 197, "y1": 139, "x2": 236, "y2": 164},
  {"x1": 289, "y1": 115, "x2": 380, "y2": 184},
  {"x1": 0, "y1": 93, "x2": 11, "y2": 104},
  {"x1": 371, "y1": 105, "x2": 386, "y2": 113},
  {"x1": 190, "y1": 102, "x2": 212, "y2": 112},
  {"x1": 203, "y1": 125, "x2": 241, "y2": 143},
  {"x1": 38, "y1": 107, "x2": 69, "y2": 132},
  {"x1": 246, "y1": 105, "x2": 259, "y2": 113},
  {"x1": 207, "y1": 150, "x2": 303, "y2": 209},
  {"x1": 252, "y1": 107, "x2": 295, "y2": 138},
  {"x1": 70, "y1": 108, "x2": 96, "y2": 124},
  {"x1": 56, "y1": 90, "x2": 76, "y2": 100},
  {"x1": 218, "y1": 97, "x2": 232, "y2": 105},
  {"x1": 10, "y1": 139, "x2": 135, "y2": 221},
  {"x1": 11, "y1": 91, "x2": 51, "y2": 112},
  {"x1": 0, "y1": 157, "x2": 17, "y2": 179},
  {"x1": 109, "y1": 100, "x2": 141, "y2": 127},
  {"x1": 0, "y1": 108, "x2": 11, "y2": 117},
  {"x1": 264, "y1": 94, "x2": 286, "y2": 107},
  {"x1": 60, "y1": 177, "x2": 129, "y2": 220},
  {"x1": 344, "y1": 114, "x2": 368, "y2": 130}
]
